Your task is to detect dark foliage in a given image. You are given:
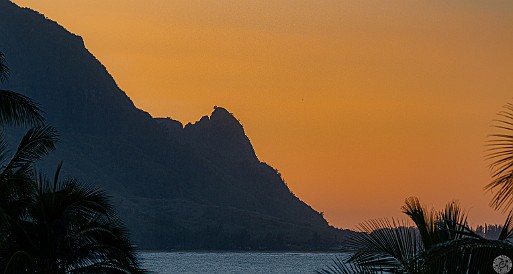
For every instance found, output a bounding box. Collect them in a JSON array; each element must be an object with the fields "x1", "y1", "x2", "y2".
[
  {"x1": 346, "y1": 219, "x2": 423, "y2": 273},
  {"x1": 0, "y1": 50, "x2": 44, "y2": 126},
  {"x1": 0, "y1": 90, "x2": 45, "y2": 127},
  {"x1": 0, "y1": 51, "x2": 8, "y2": 83},
  {"x1": 486, "y1": 103, "x2": 513, "y2": 211},
  {"x1": 425, "y1": 238, "x2": 513, "y2": 274},
  {"x1": 320, "y1": 198, "x2": 513, "y2": 273},
  {"x1": 0, "y1": 49, "x2": 144, "y2": 272},
  {"x1": 0, "y1": 167, "x2": 145, "y2": 273}
]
